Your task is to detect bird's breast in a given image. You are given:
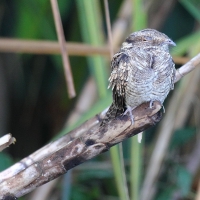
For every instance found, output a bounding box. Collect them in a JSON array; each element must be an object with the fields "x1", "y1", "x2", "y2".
[{"x1": 125, "y1": 49, "x2": 175, "y2": 107}]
